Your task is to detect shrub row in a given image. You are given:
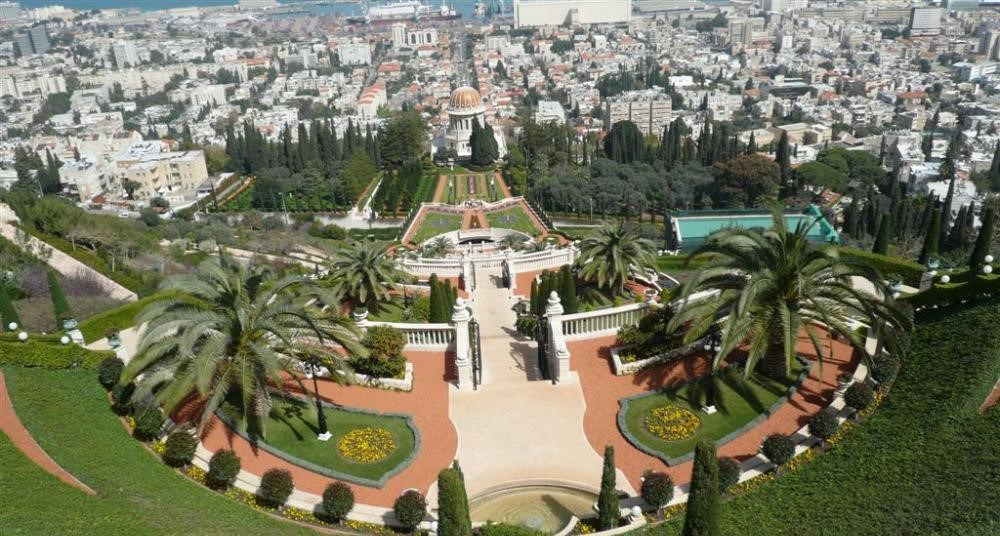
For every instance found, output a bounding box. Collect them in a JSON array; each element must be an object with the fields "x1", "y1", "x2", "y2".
[
  {"x1": 835, "y1": 247, "x2": 925, "y2": 287},
  {"x1": 0, "y1": 339, "x2": 114, "y2": 369},
  {"x1": 901, "y1": 274, "x2": 1000, "y2": 309}
]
